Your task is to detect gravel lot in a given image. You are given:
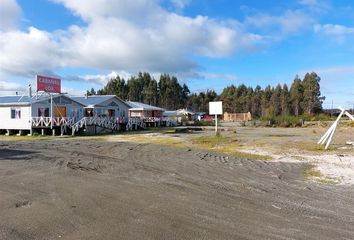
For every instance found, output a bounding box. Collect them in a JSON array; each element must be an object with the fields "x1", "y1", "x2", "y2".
[{"x1": 1, "y1": 127, "x2": 354, "y2": 239}]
